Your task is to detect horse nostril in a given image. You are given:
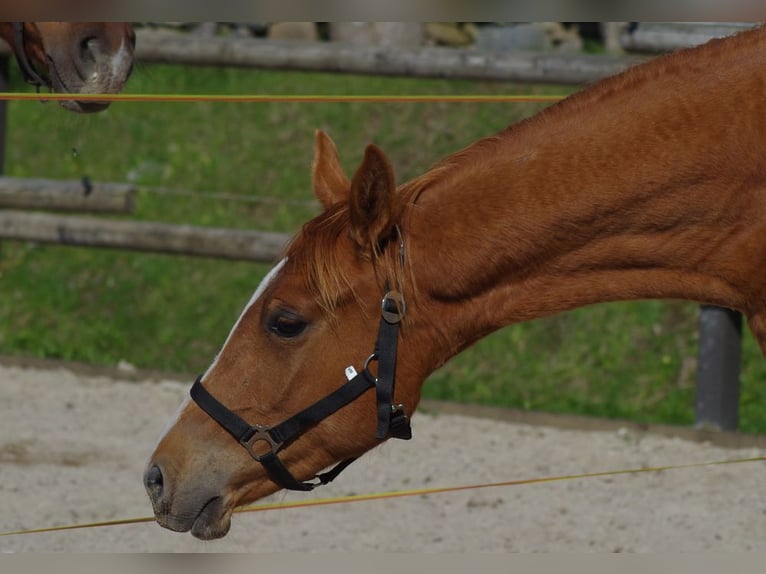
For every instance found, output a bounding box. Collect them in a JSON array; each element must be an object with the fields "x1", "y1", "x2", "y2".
[
  {"x1": 144, "y1": 464, "x2": 164, "y2": 498},
  {"x1": 78, "y1": 36, "x2": 99, "y2": 64}
]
